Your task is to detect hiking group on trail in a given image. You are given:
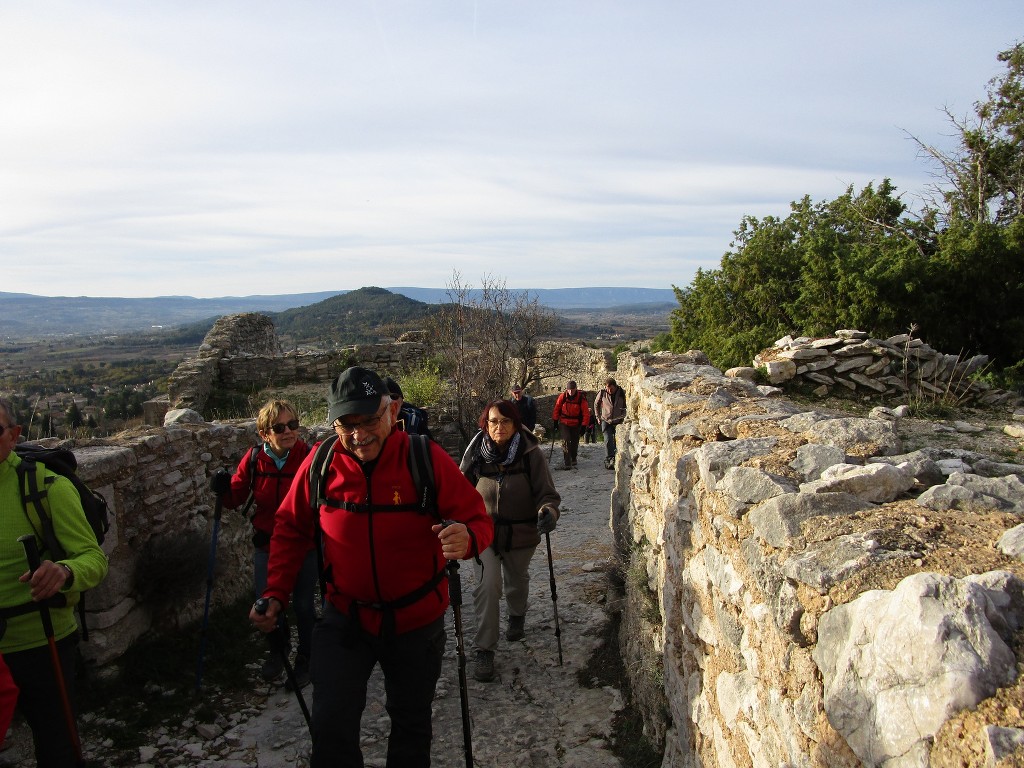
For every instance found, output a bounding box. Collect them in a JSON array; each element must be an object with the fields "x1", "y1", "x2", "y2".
[{"x1": 1, "y1": 368, "x2": 624, "y2": 767}]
